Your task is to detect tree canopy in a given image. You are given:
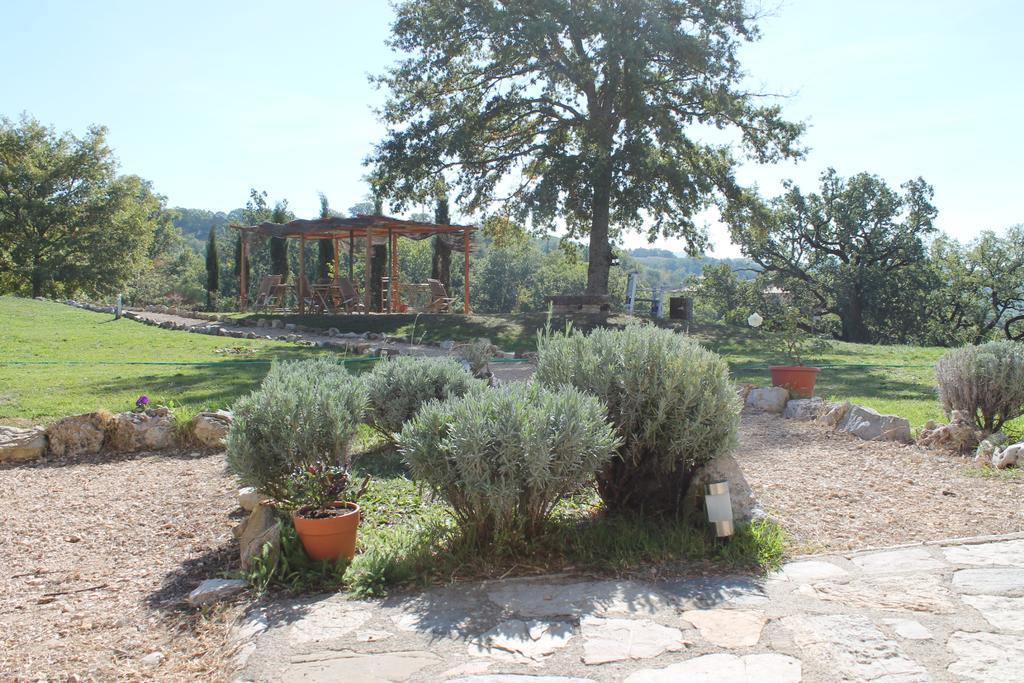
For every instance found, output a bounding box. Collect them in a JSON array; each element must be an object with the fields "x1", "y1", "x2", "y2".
[
  {"x1": 726, "y1": 168, "x2": 938, "y2": 343},
  {"x1": 369, "y1": 0, "x2": 803, "y2": 295},
  {"x1": 0, "y1": 115, "x2": 165, "y2": 298}
]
